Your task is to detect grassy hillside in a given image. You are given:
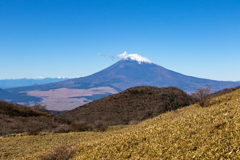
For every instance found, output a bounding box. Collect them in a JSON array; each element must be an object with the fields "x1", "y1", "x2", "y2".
[
  {"x1": 1, "y1": 87, "x2": 240, "y2": 159},
  {"x1": 1, "y1": 86, "x2": 192, "y2": 137},
  {"x1": 60, "y1": 86, "x2": 193, "y2": 126},
  {"x1": 208, "y1": 85, "x2": 240, "y2": 99},
  {"x1": 0, "y1": 100, "x2": 50, "y2": 117},
  {"x1": 0, "y1": 101, "x2": 73, "y2": 136},
  {"x1": 70, "y1": 88, "x2": 240, "y2": 159},
  {"x1": 0, "y1": 125, "x2": 128, "y2": 159}
]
